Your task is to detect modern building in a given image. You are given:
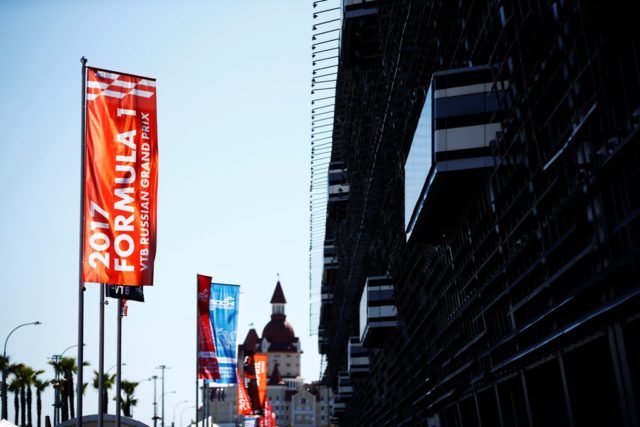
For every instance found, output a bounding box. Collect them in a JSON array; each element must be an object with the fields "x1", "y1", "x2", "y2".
[
  {"x1": 313, "y1": 0, "x2": 640, "y2": 426},
  {"x1": 206, "y1": 282, "x2": 335, "y2": 426}
]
